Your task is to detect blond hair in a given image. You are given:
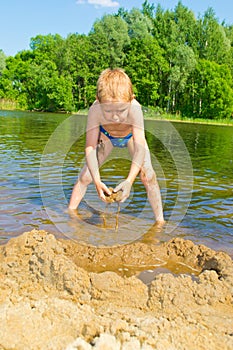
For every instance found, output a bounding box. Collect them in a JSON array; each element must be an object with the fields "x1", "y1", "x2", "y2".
[{"x1": 96, "y1": 68, "x2": 134, "y2": 103}]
